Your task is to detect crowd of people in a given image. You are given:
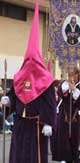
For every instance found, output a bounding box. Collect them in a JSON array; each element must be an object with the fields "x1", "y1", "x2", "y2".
[
  {"x1": 50, "y1": 68, "x2": 80, "y2": 163},
  {"x1": 0, "y1": 79, "x2": 14, "y2": 134}
]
